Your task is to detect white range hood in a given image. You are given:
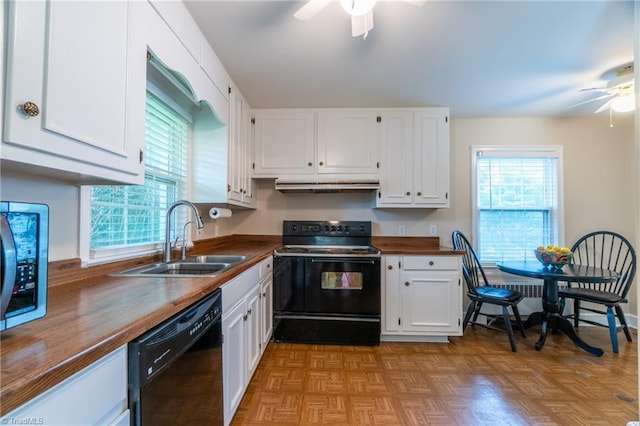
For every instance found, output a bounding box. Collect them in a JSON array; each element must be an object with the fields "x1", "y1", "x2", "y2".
[{"x1": 274, "y1": 179, "x2": 380, "y2": 193}]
